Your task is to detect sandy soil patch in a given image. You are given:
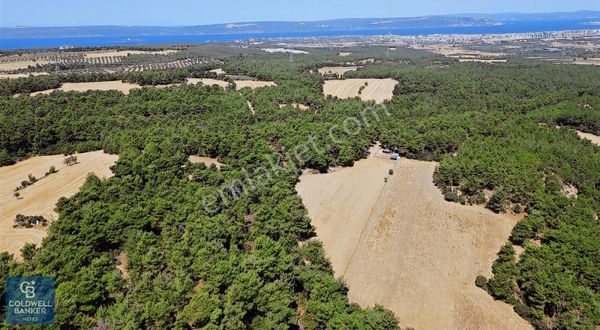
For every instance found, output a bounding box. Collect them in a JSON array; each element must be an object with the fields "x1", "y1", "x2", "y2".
[
  {"x1": 318, "y1": 66, "x2": 360, "y2": 76},
  {"x1": 577, "y1": 131, "x2": 600, "y2": 146},
  {"x1": 279, "y1": 103, "x2": 310, "y2": 110},
  {"x1": 187, "y1": 78, "x2": 229, "y2": 88},
  {"x1": 210, "y1": 68, "x2": 226, "y2": 75},
  {"x1": 83, "y1": 50, "x2": 178, "y2": 58},
  {"x1": 0, "y1": 151, "x2": 118, "y2": 259},
  {"x1": 339, "y1": 52, "x2": 352, "y2": 57},
  {"x1": 234, "y1": 80, "x2": 276, "y2": 90},
  {"x1": 188, "y1": 156, "x2": 223, "y2": 169},
  {"x1": 296, "y1": 147, "x2": 531, "y2": 330},
  {"x1": 323, "y1": 78, "x2": 398, "y2": 103},
  {"x1": 0, "y1": 60, "x2": 54, "y2": 71},
  {"x1": 30, "y1": 80, "x2": 142, "y2": 96},
  {"x1": 0, "y1": 72, "x2": 48, "y2": 79}
]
